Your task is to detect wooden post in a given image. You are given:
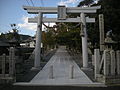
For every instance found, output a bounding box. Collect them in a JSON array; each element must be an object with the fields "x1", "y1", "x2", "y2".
[
  {"x1": 99, "y1": 14, "x2": 104, "y2": 51},
  {"x1": 116, "y1": 51, "x2": 120, "y2": 75},
  {"x1": 94, "y1": 49, "x2": 100, "y2": 79},
  {"x1": 110, "y1": 50, "x2": 115, "y2": 75},
  {"x1": 2, "y1": 54, "x2": 6, "y2": 77}
]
